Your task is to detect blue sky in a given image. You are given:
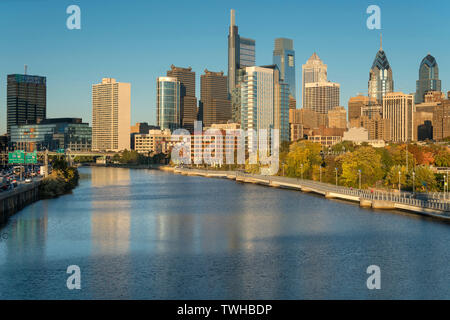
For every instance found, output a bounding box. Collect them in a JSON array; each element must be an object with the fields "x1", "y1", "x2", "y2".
[{"x1": 0, "y1": 0, "x2": 449, "y2": 134}]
